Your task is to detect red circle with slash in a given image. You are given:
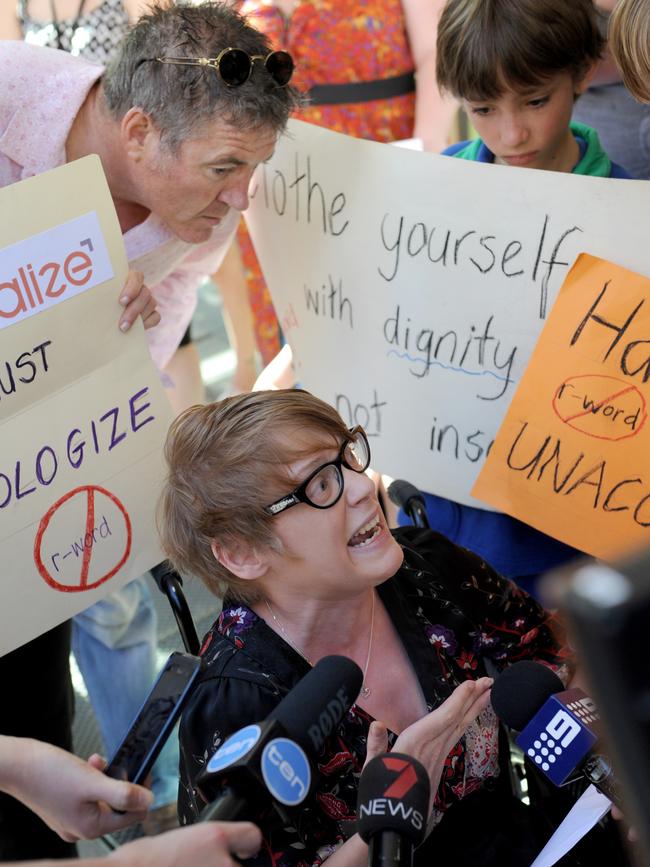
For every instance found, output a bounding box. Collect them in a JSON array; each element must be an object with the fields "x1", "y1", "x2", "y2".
[{"x1": 34, "y1": 485, "x2": 132, "y2": 592}]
